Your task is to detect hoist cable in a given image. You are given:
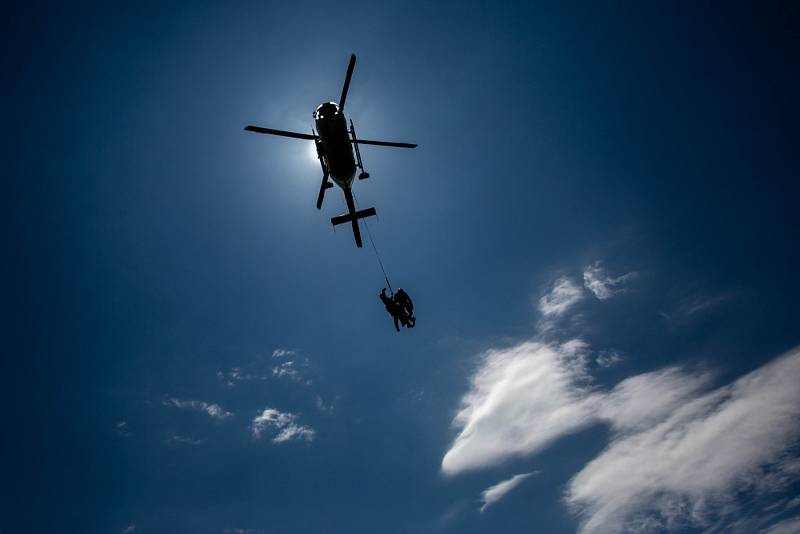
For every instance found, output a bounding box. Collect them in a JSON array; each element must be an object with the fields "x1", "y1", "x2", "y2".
[{"x1": 352, "y1": 190, "x2": 393, "y2": 295}]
